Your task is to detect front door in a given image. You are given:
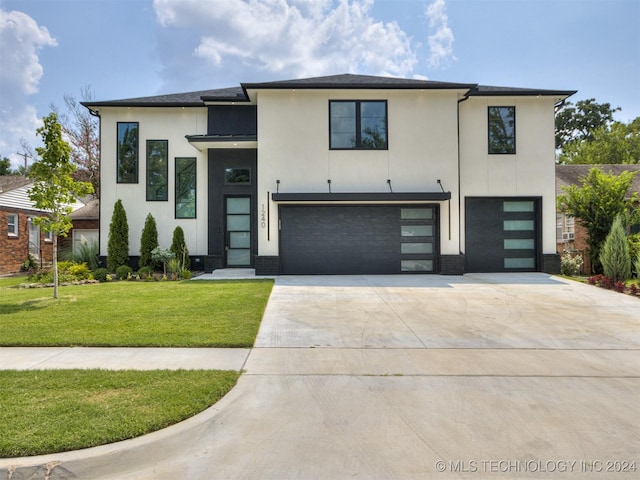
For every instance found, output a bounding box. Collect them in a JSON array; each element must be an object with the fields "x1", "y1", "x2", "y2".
[
  {"x1": 28, "y1": 218, "x2": 40, "y2": 259},
  {"x1": 226, "y1": 196, "x2": 252, "y2": 266}
]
